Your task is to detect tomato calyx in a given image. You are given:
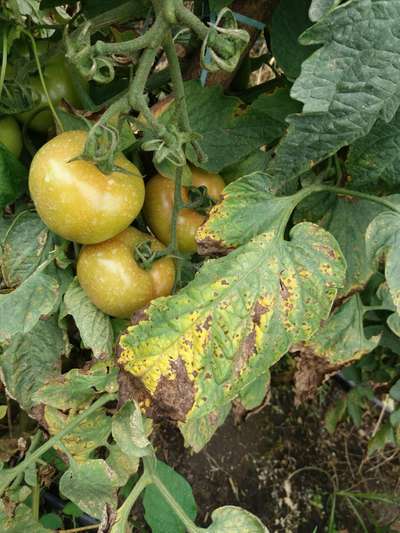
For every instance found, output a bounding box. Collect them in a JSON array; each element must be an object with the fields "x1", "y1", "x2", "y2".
[{"x1": 134, "y1": 239, "x2": 163, "y2": 271}]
